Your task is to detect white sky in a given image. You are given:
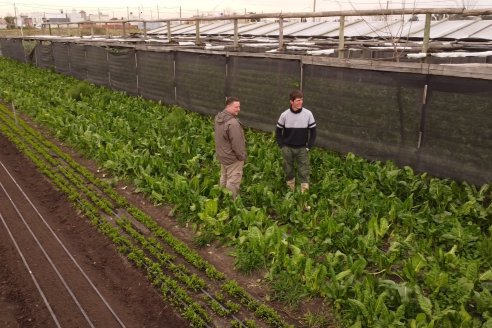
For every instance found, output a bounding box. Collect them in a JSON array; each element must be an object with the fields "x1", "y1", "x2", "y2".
[{"x1": 1, "y1": 0, "x2": 491, "y2": 19}]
